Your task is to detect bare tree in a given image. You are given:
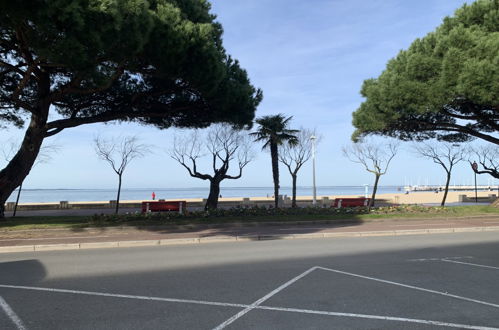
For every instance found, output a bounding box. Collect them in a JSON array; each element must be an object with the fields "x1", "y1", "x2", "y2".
[
  {"x1": 94, "y1": 136, "x2": 150, "y2": 214},
  {"x1": 279, "y1": 128, "x2": 320, "y2": 207},
  {"x1": 413, "y1": 142, "x2": 466, "y2": 206},
  {"x1": 171, "y1": 124, "x2": 254, "y2": 210},
  {"x1": 2, "y1": 140, "x2": 60, "y2": 216},
  {"x1": 469, "y1": 145, "x2": 499, "y2": 179},
  {"x1": 343, "y1": 141, "x2": 398, "y2": 208}
]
